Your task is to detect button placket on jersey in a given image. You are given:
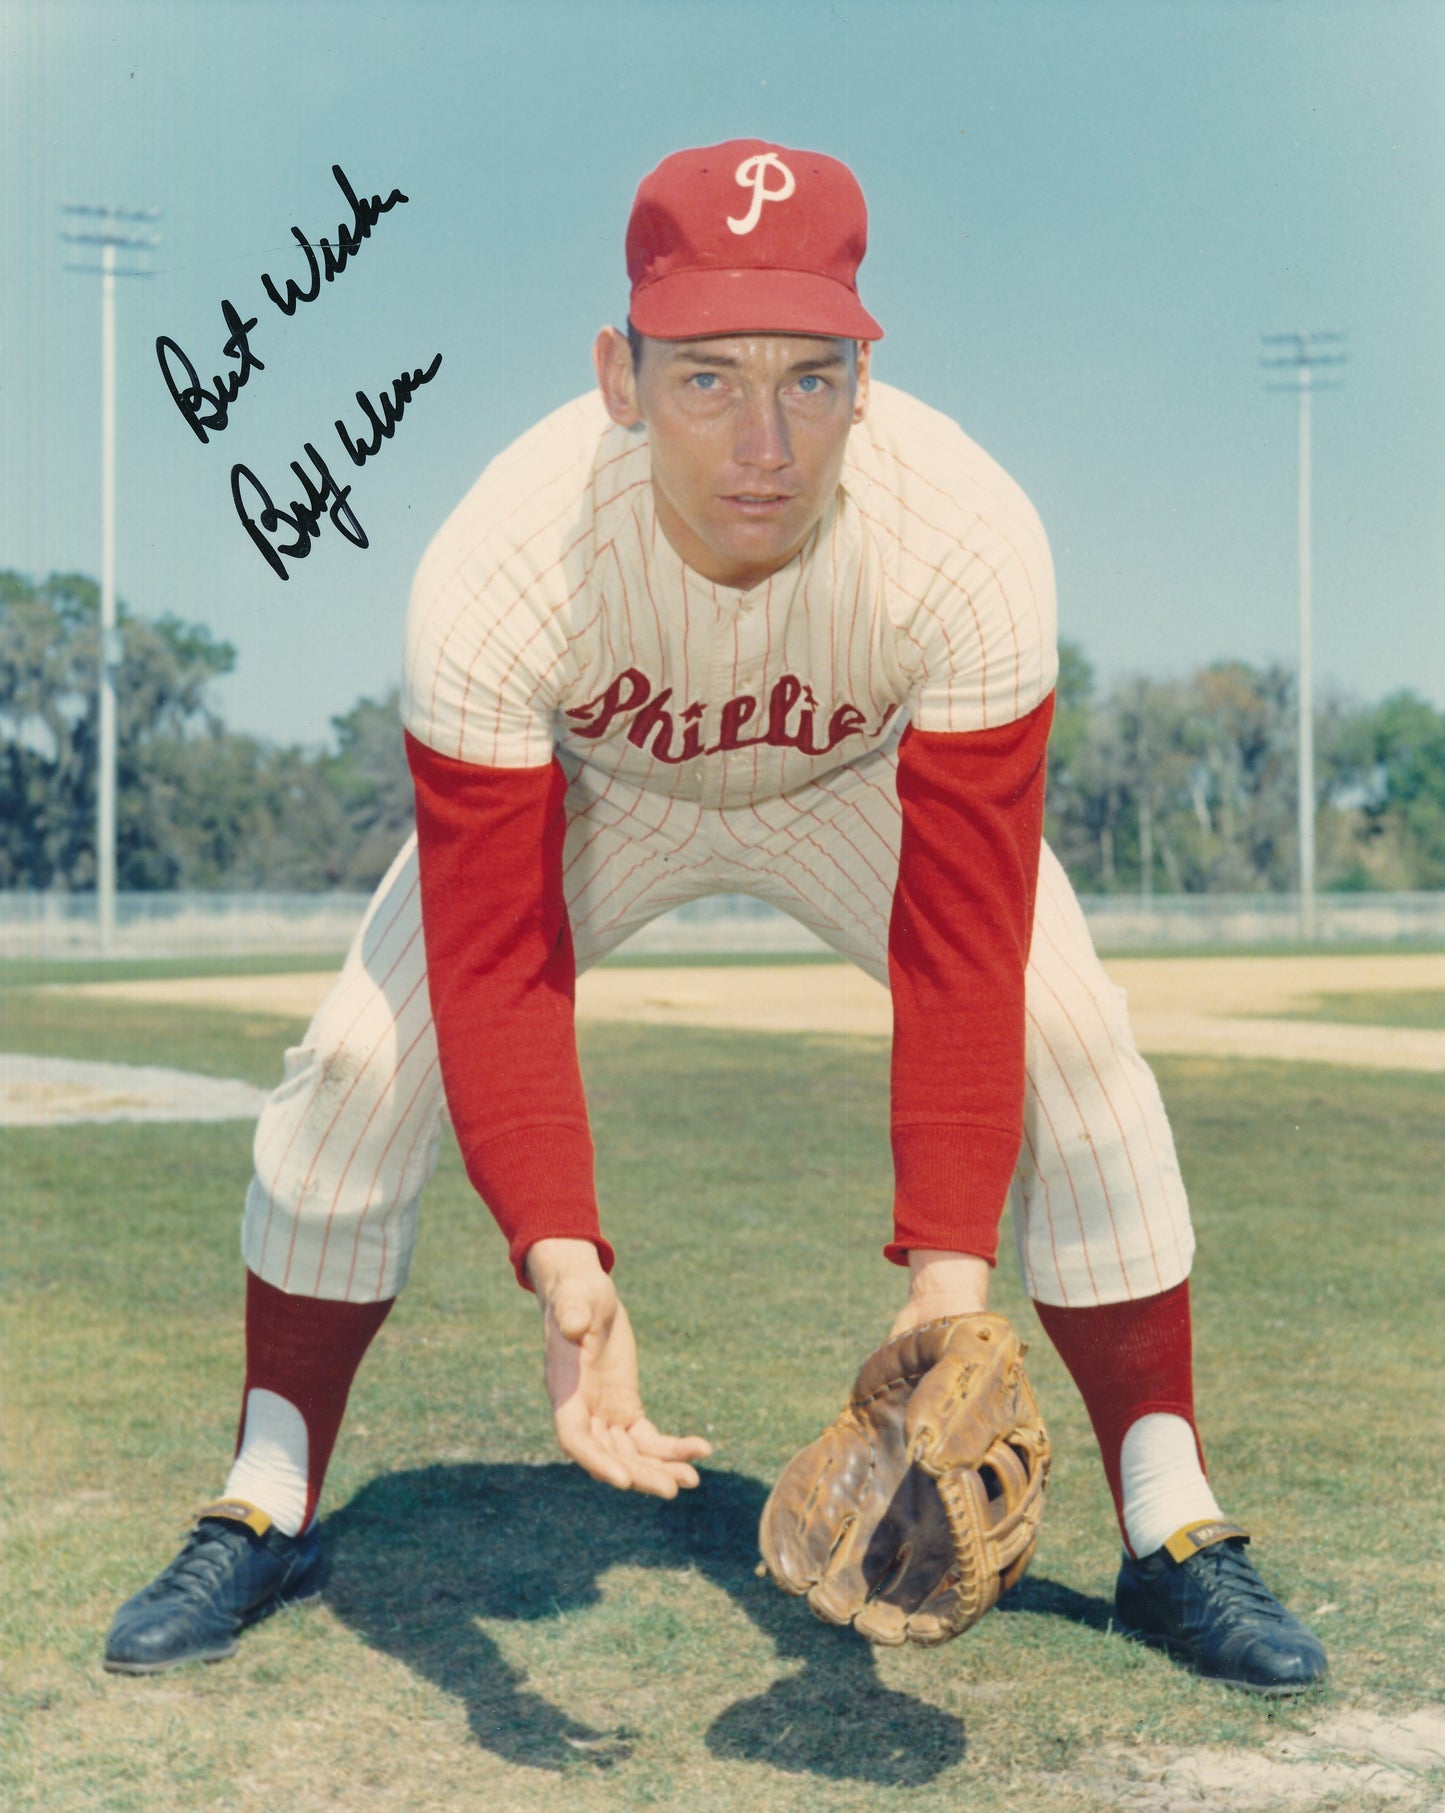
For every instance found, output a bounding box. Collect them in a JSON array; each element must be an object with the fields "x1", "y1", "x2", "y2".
[
  {"x1": 663, "y1": 563, "x2": 712, "y2": 802},
  {"x1": 704, "y1": 580, "x2": 768, "y2": 808}
]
